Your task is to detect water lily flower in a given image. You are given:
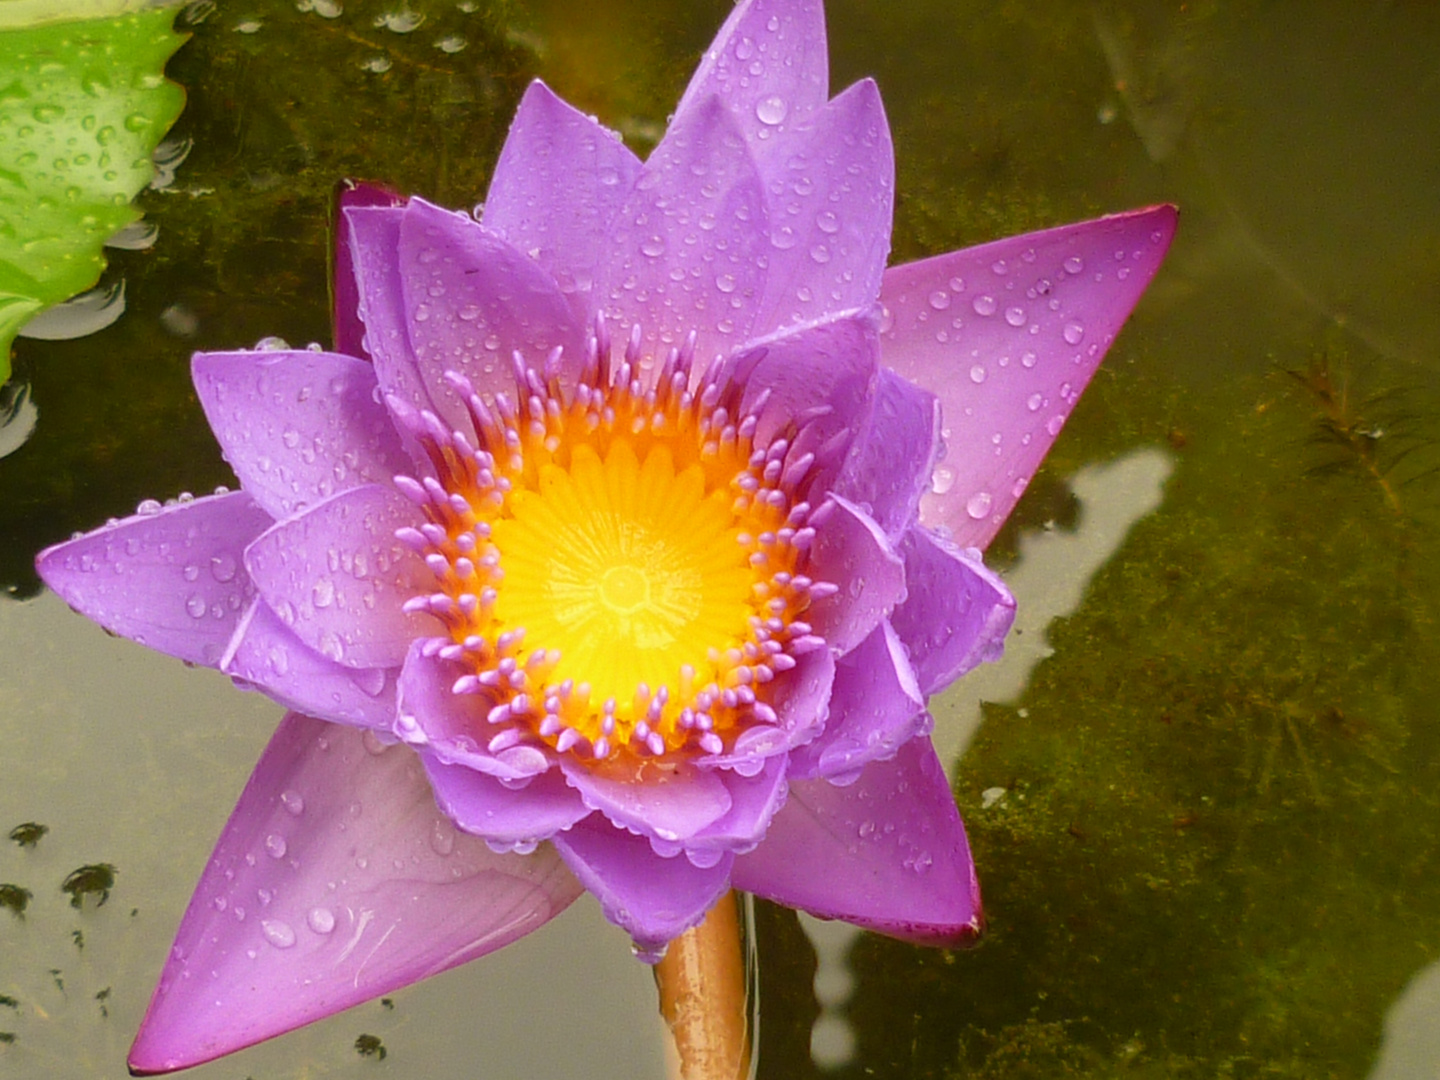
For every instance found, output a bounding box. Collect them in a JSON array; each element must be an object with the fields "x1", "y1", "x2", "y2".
[{"x1": 35, "y1": 0, "x2": 1174, "y2": 1072}]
